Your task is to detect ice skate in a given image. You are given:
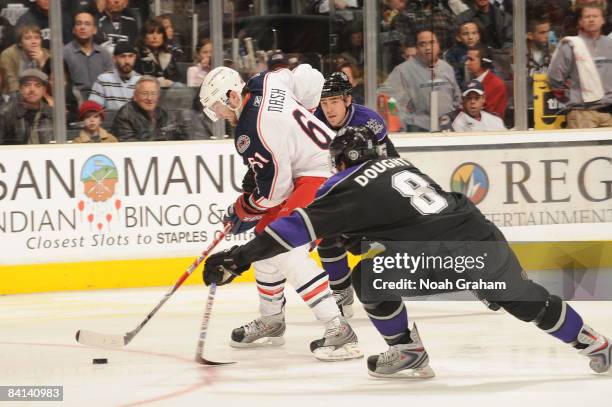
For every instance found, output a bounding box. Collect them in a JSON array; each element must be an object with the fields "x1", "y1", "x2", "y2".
[
  {"x1": 333, "y1": 286, "x2": 355, "y2": 318},
  {"x1": 367, "y1": 324, "x2": 435, "y2": 379},
  {"x1": 310, "y1": 316, "x2": 363, "y2": 361},
  {"x1": 230, "y1": 312, "x2": 286, "y2": 348},
  {"x1": 576, "y1": 325, "x2": 611, "y2": 373}
]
